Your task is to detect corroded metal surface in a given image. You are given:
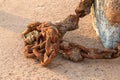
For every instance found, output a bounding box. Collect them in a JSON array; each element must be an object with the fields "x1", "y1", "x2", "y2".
[
  {"x1": 75, "y1": 0, "x2": 93, "y2": 17},
  {"x1": 22, "y1": 15, "x2": 80, "y2": 66},
  {"x1": 60, "y1": 41, "x2": 120, "y2": 62}
]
